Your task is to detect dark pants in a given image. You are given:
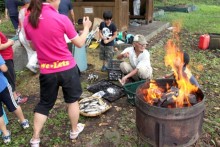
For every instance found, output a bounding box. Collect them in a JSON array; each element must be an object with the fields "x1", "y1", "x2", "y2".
[
  {"x1": 0, "y1": 84, "x2": 17, "y2": 117},
  {"x1": 34, "y1": 66, "x2": 82, "y2": 116},
  {"x1": 9, "y1": 15, "x2": 19, "y2": 30},
  {"x1": 3, "y1": 60, "x2": 16, "y2": 92}
]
